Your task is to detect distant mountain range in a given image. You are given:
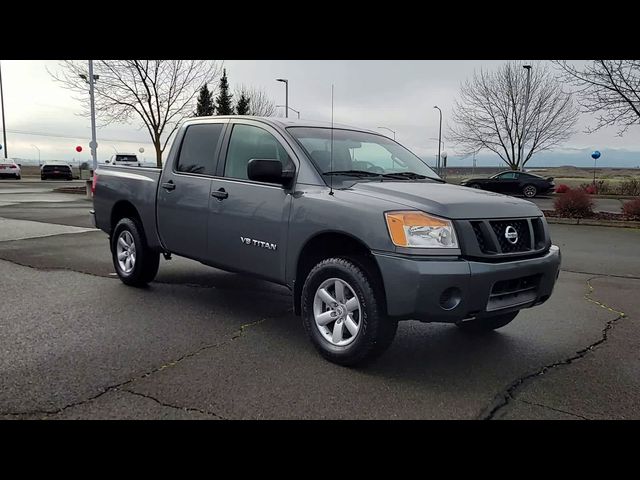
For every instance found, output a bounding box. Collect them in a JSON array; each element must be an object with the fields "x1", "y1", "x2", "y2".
[{"x1": 436, "y1": 148, "x2": 640, "y2": 169}]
